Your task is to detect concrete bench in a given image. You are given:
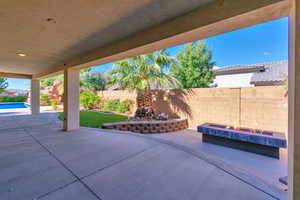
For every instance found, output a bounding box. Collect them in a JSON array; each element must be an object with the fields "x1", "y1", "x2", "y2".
[
  {"x1": 279, "y1": 176, "x2": 288, "y2": 185},
  {"x1": 197, "y1": 123, "x2": 287, "y2": 159}
]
